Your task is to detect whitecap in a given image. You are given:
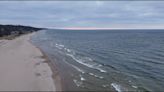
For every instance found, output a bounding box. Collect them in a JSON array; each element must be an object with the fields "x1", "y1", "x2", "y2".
[
  {"x1": 89, "y1": 73, "x2": 104, "y2": 79},
  {"x1": 66, "y1": 53, "x2": 107, "y2": 73},
  {"x1": 55, "y1": 45, "x2": 62, "y2": 49},
  {"x1": 89, "y1": 73, "x2": 94, "y2": 76},
  {"x1": 66, "y1": 48, "x2": 71, "y2": 53},
  {"x1": 73, "y1": 79, "x2": 82, "y2": 87},
  {"x1": 132, "y1": 85, "x2": 138, "y2": 88},
  {"x1": 80, "y1": 75, "x2": 86, "y2": 81},
  {"x1": 111, "y1": 83, "x2": 123, "y2": 92},
  {"x1": 70, "y1": 64, "x2": 85, "y2": 74},
  {"x1": 58, "y1": 44, "x2": 64, "y2": 47},
  {"x1": 99, "y1": 69, "x2": 106, "y2": 73},
  {"x1": 102, "y1": 84, "x2": 109, "y2": 87}
]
